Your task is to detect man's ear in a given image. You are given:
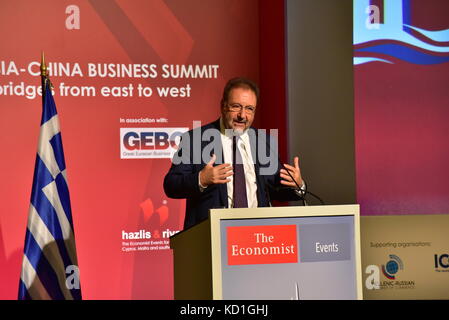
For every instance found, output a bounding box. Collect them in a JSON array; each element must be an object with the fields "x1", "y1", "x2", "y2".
[{"x1": 220, "y1": 99, "x2": 226, "y2": 112}]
